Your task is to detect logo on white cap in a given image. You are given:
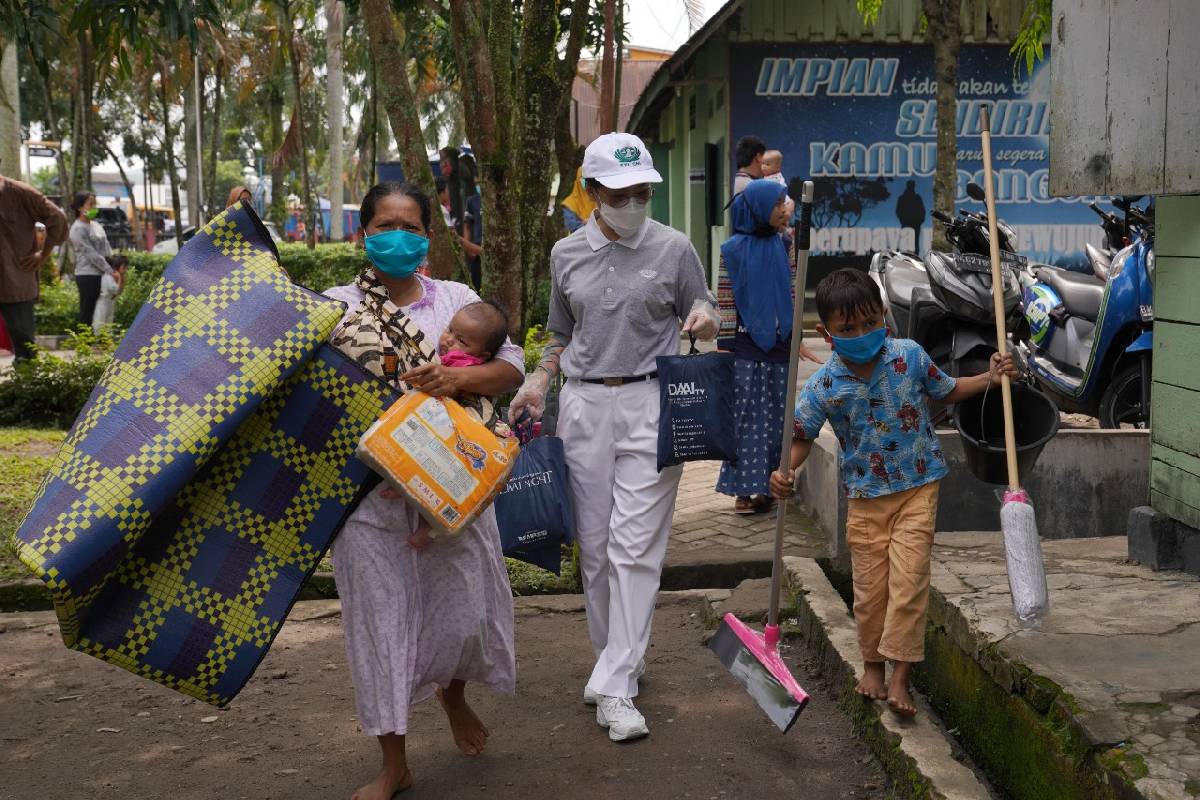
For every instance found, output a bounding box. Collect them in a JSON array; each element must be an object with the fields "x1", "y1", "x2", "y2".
[{"x1": 584, "y1": 133, "x2": 663, "y2": 189}]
